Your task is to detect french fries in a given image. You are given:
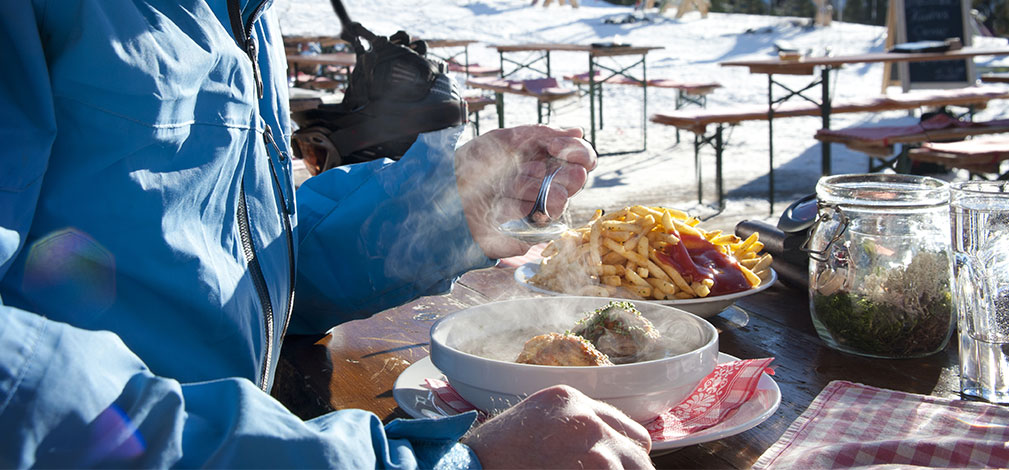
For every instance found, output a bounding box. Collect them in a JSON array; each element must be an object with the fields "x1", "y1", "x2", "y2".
[{"x1": 528, "y1": 205, "x2": 773, "y2": 301}]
